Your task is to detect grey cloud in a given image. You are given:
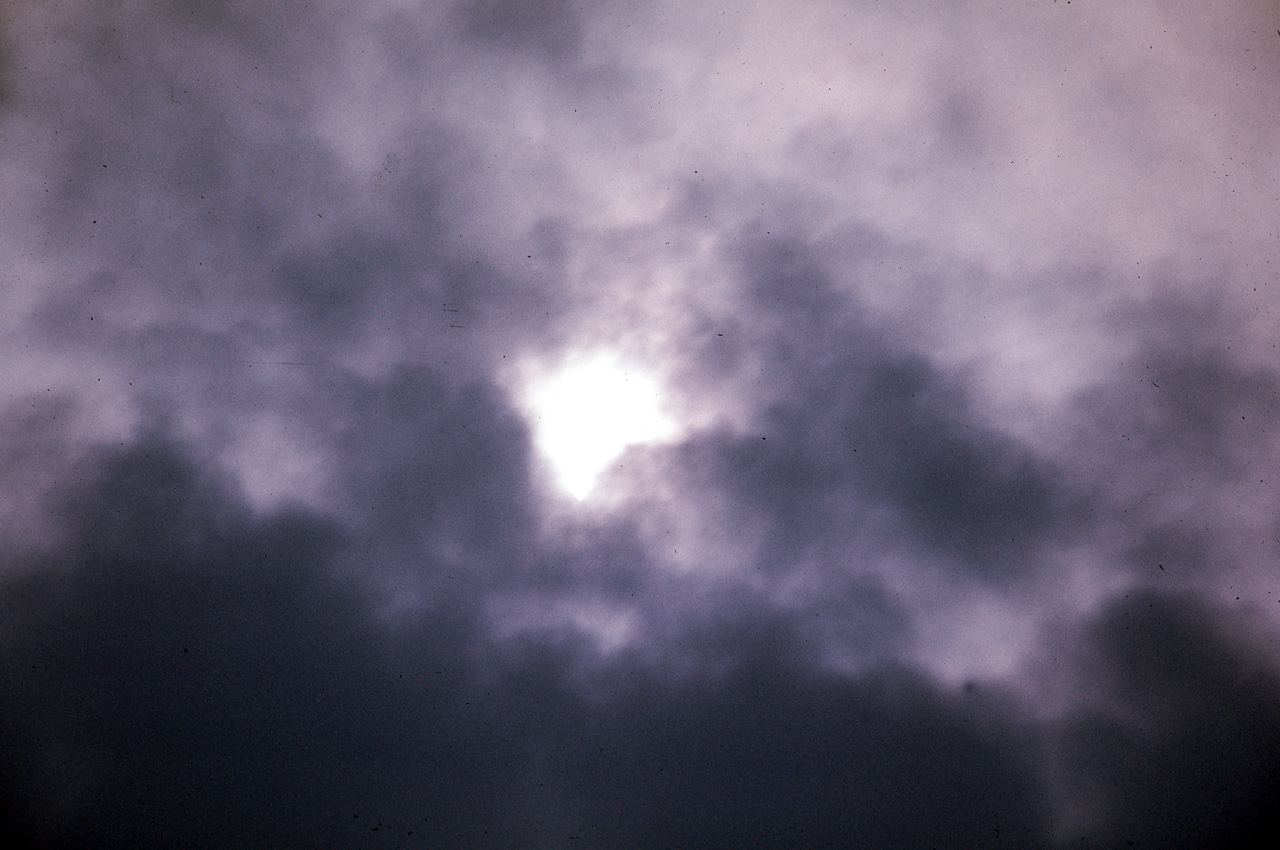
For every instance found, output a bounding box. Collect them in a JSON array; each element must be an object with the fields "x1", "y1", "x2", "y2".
[
  {"x1": 0, "y1": 18, "x2": 11, "y2": 109},
  {"x1": 3, "y1": 437, "x2": 474, "y2": 850},
  {"x1": 1140, "y1": 350, "x2": 1280, "y2": 473},
  {"x1": 319, "y1": 365, "x2": 536, "y2": 557},
  {"x1": 545, "y1": 665, "x2": 1051, "y2": 850},
  {"x1": 458, "y1": 0, "x2": 586, "y2": 62},
  {"x1": 2, "y1": 431, "x2": 1058, "y2": 850},
  {"x1": 661, "y1": 237, "x2": 1083, "y2": 580},
  {"x1": 1077, "y1": 293, "x2": 1280, "y2": 472},
  {"x1": 1052, "y1": 591, "x2": 1280, "y2": 848},
  {"x1": 1062, "y1": 302, "x2": 1280, "y2": 588},
  {"x1": 5, "y1": 0, "x2": 1280, "y2": 846}
]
